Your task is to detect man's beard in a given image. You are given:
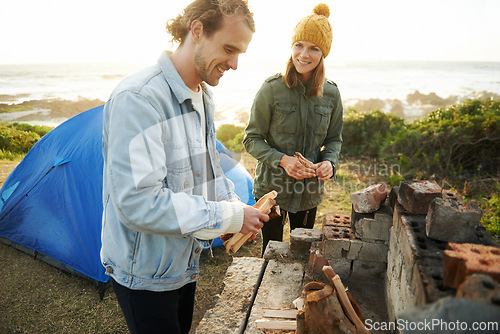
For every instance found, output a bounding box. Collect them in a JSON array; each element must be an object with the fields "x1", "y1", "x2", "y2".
[{"x1": 194, "y1": 48, "x2": 219, "y2": 87}]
